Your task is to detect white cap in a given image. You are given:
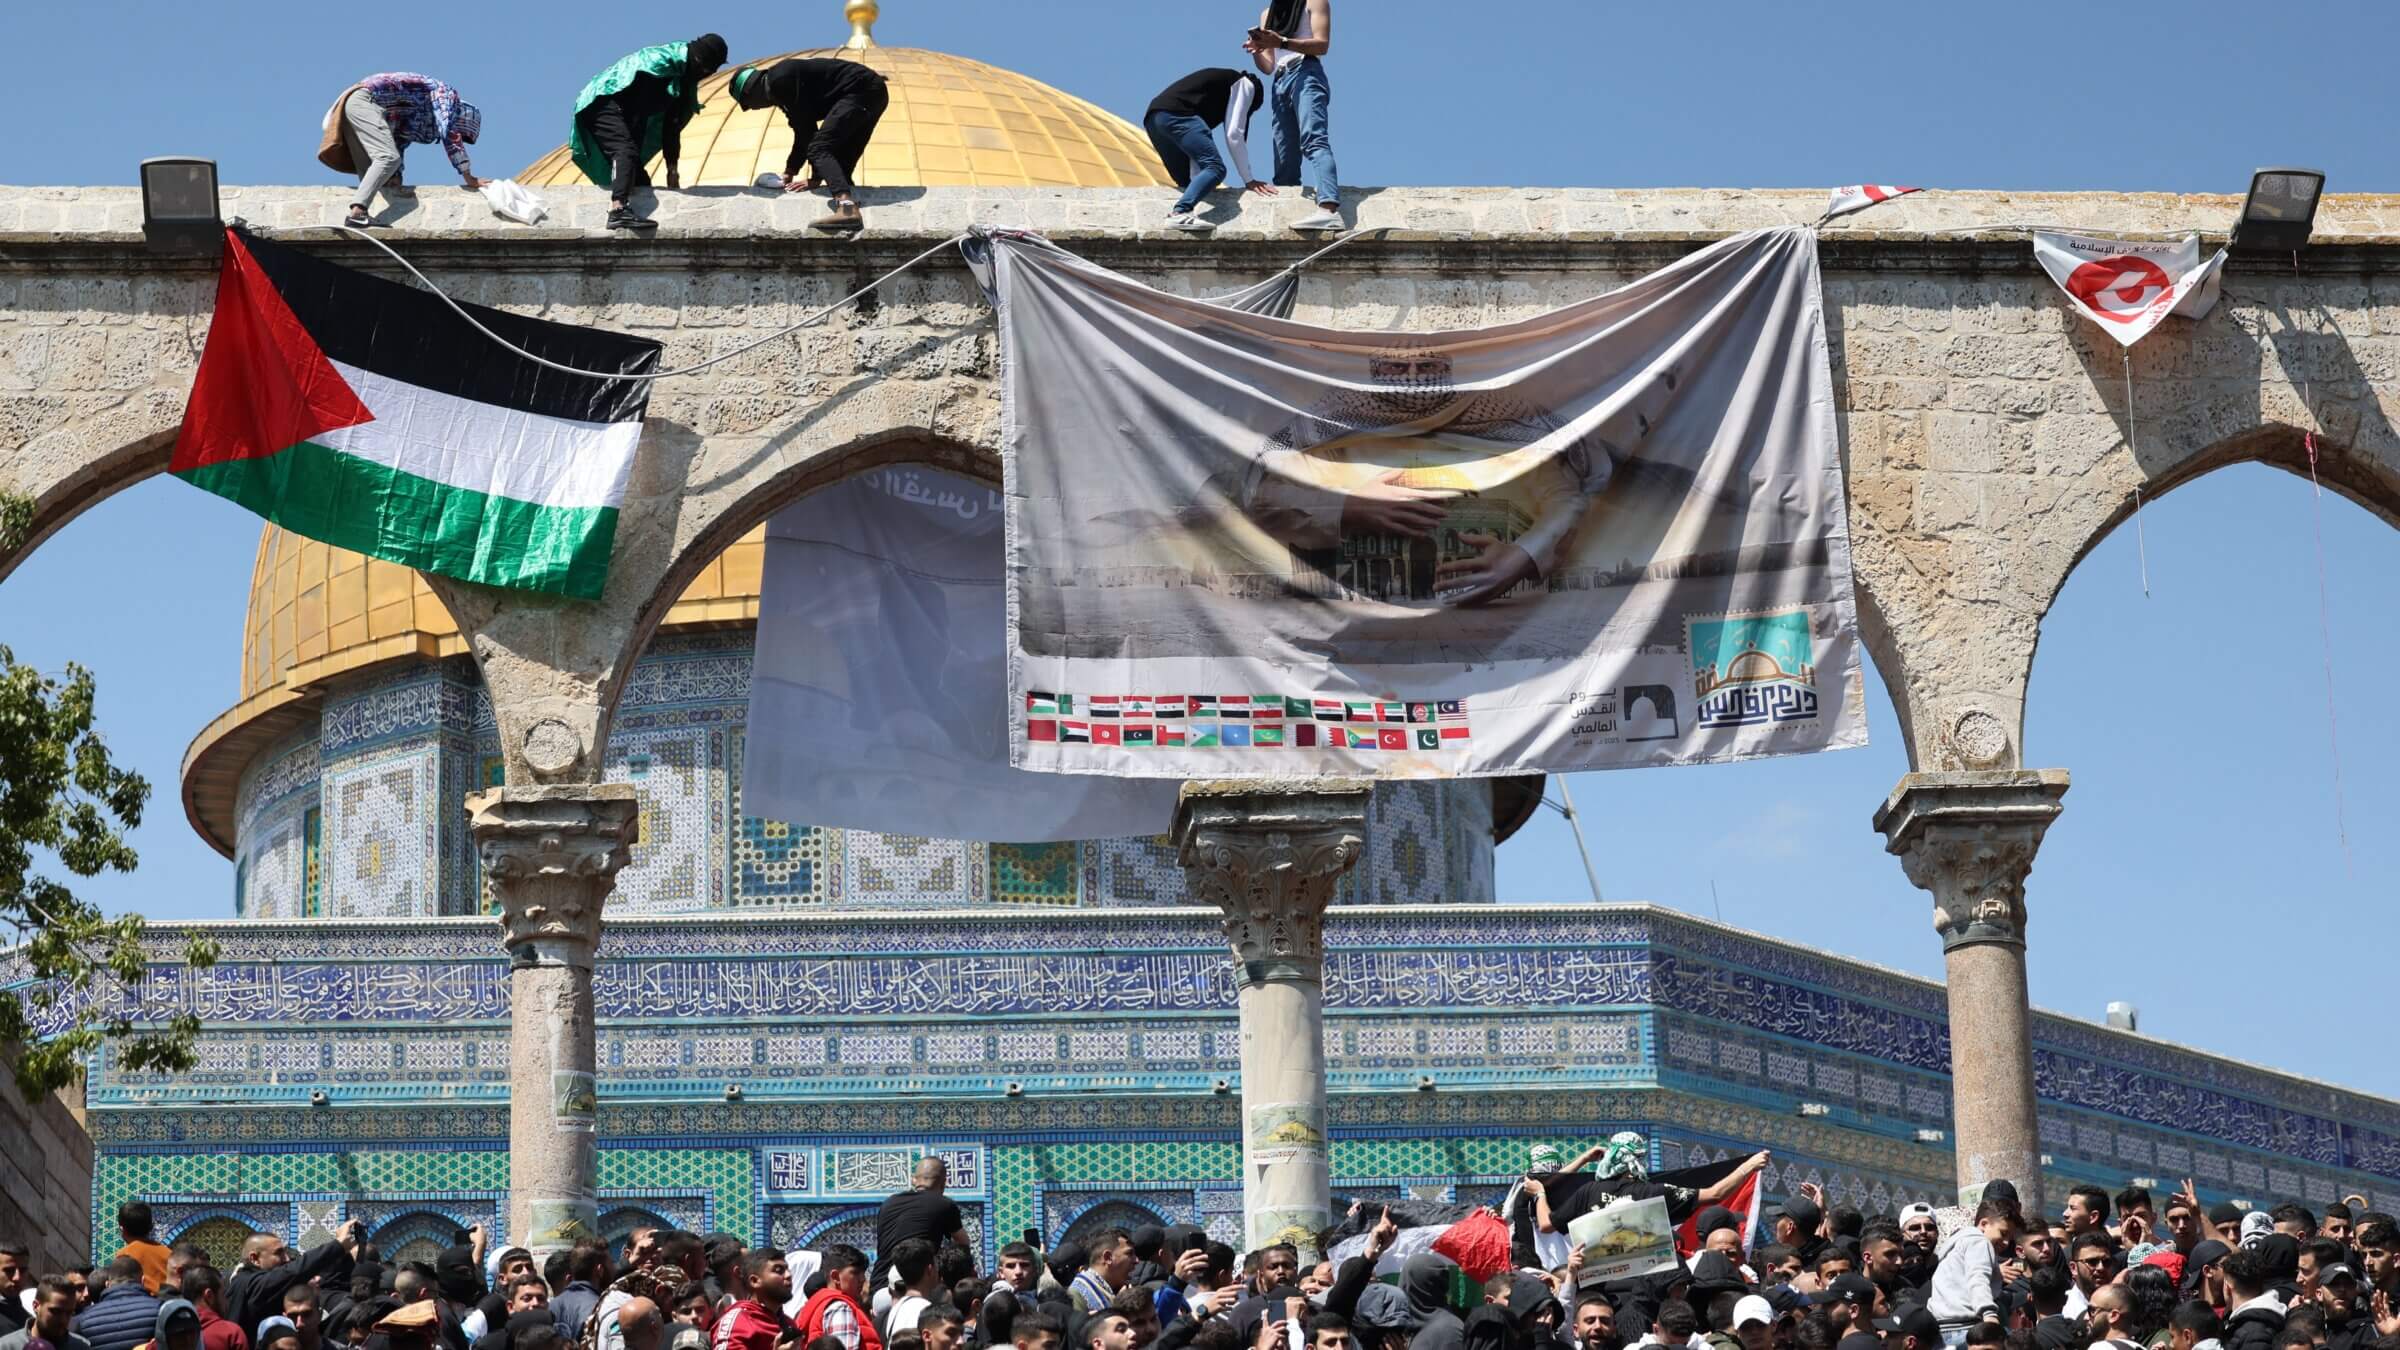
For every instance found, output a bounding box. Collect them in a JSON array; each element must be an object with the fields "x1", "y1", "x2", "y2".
[{"x1": 1732, "y1": 1296, "x2": 1776, "y2": 1330}]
